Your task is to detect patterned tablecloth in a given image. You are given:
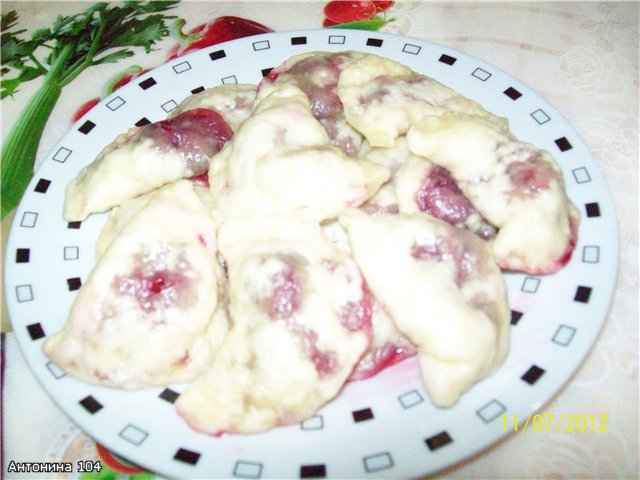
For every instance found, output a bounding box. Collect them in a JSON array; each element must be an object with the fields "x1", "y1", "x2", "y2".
[{"x1": 2, "y1": 2, "x2": 638, "y2": 479}]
